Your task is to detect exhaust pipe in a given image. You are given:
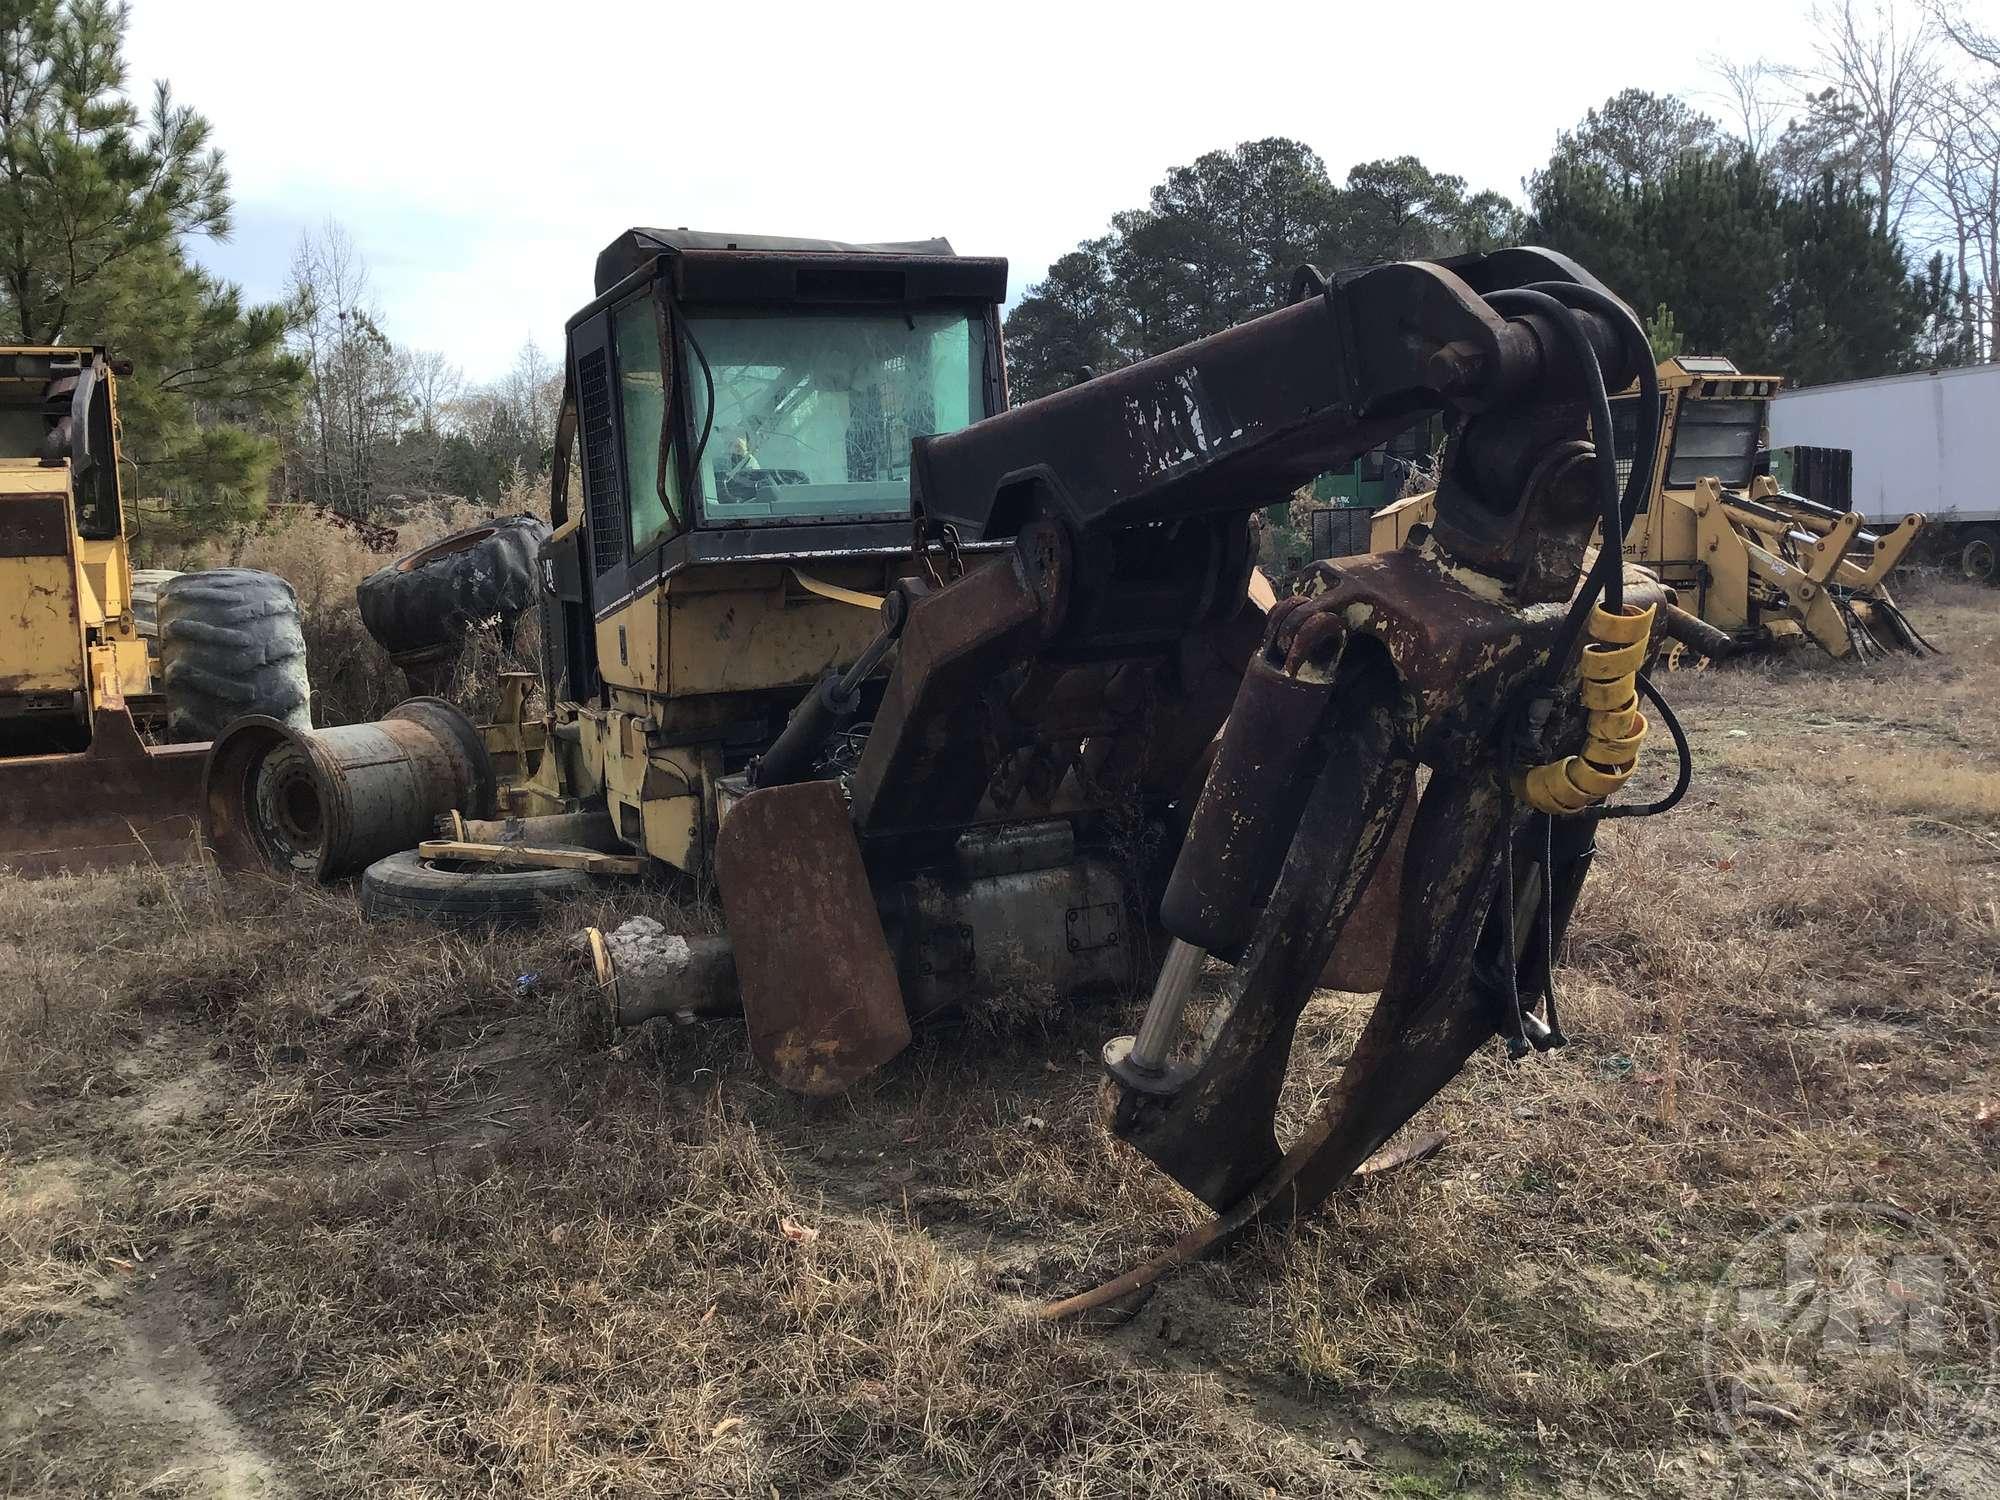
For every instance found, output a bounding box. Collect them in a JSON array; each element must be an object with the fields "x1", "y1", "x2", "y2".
[{"x1": 203, "y1": 697, "x2": 495, "y2": 881}]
